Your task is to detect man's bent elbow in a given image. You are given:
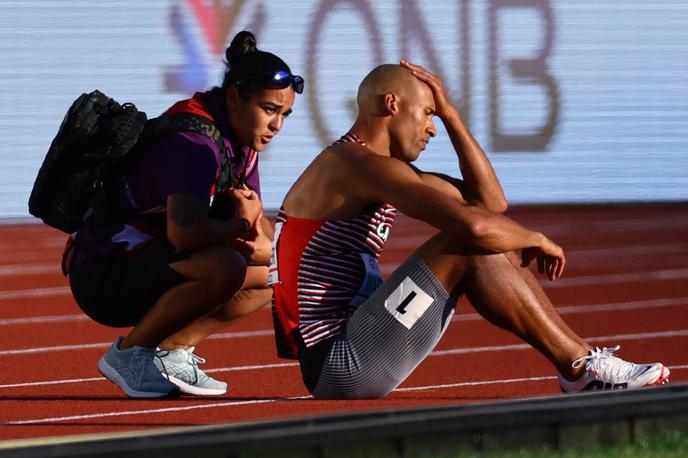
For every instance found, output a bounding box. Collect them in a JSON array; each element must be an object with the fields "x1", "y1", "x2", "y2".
[
  {"x1": 482, "y1": 192, "x2": 508, "y2": 214},
  {"x1": 463, "y1": 213, "x2": 505, "y2": 252},
  {"x1": 471, "y1": 194, "x2": 508, "y2": 214},
  {"x1": 492, "y1": 197, "x2": 508, "y2": 214},
  {"x1": 465, "y1": 218, "x2": 490, "y2": 245}
]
